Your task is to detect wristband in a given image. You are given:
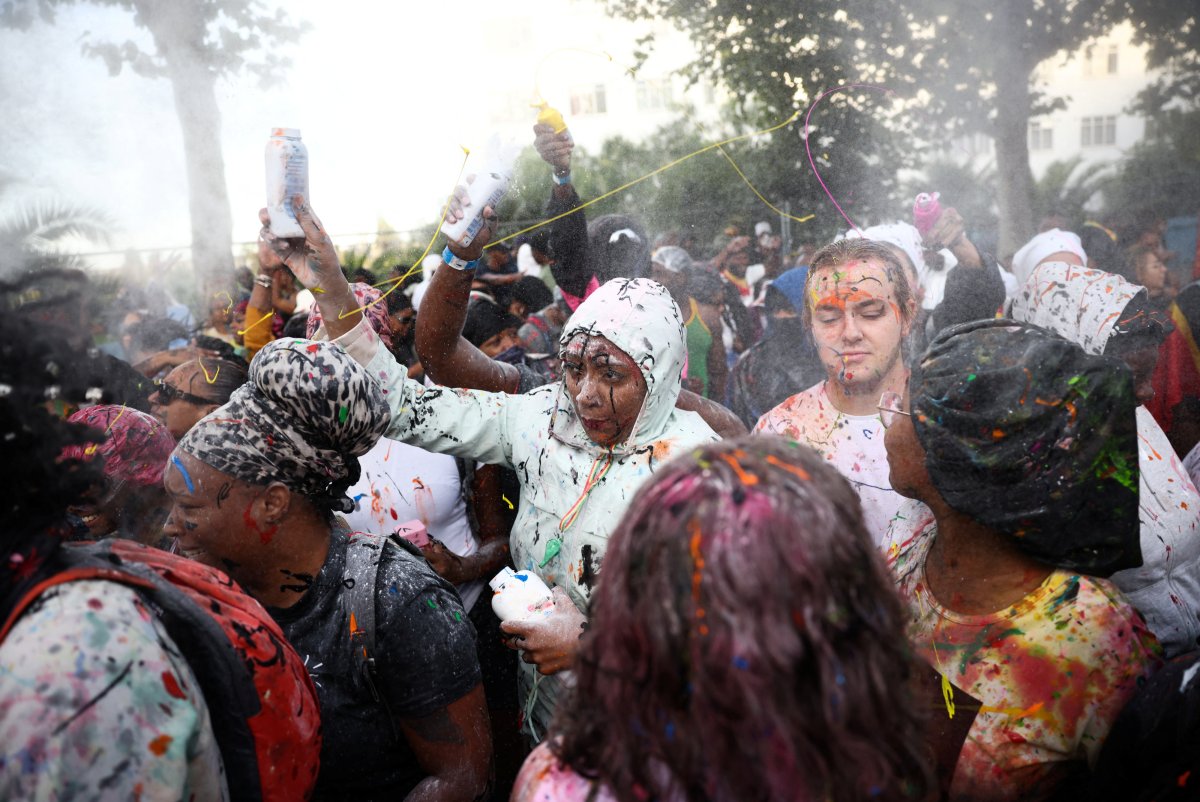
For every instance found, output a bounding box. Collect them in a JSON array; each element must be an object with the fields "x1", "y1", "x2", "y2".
[
  {"x1": 254, "y1": 274, "x2": 273, "y2": 288},
  {"x1": 442, "y1": 246, "x2": 478, "y2": 272},
  {"x1": 552, "y1": 170, "x2": 572, "y2": 186}
]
